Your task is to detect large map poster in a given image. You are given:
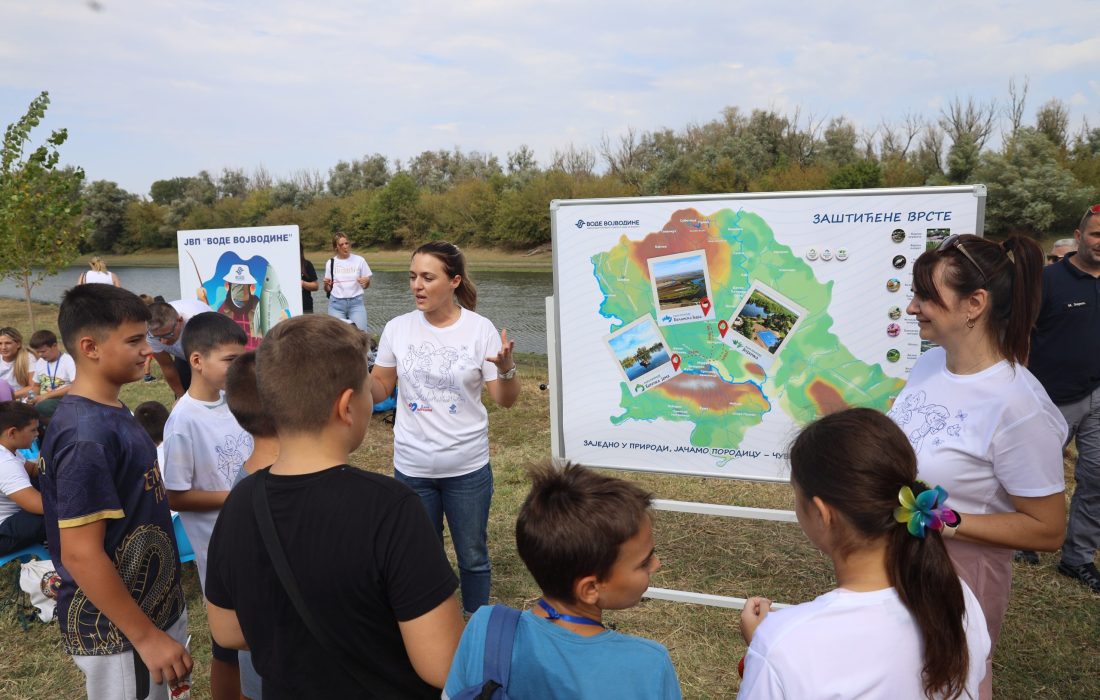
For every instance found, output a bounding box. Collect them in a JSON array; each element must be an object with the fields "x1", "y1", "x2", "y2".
[{"x1": 551, "y1": 186, "x2": 985, "y2": 481}]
